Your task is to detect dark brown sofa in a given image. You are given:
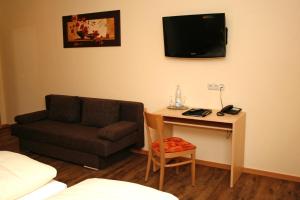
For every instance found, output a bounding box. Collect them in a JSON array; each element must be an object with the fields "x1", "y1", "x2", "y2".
[{"x1": 11, "y1": 94, "x2": 144, "y2": 169}]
